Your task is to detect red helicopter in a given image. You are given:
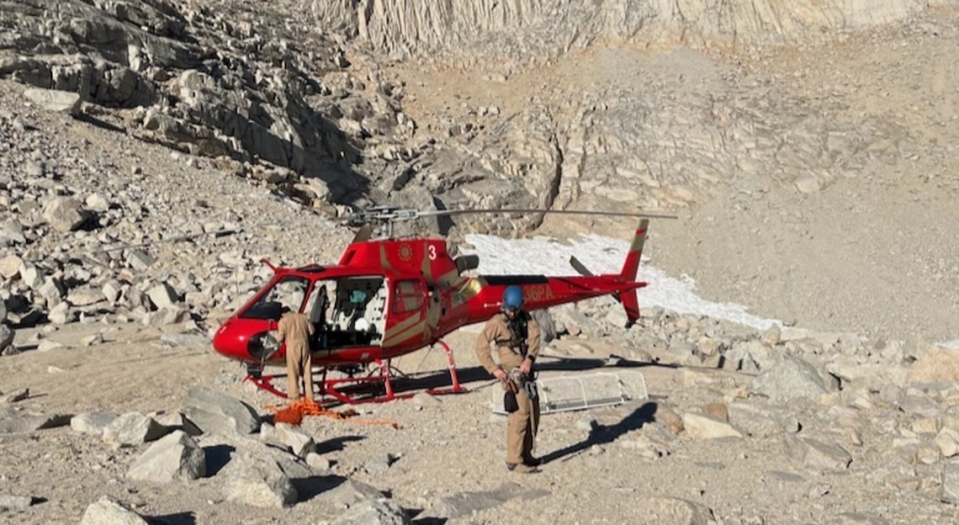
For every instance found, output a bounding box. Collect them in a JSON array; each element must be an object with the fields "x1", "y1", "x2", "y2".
[{"x1": 211, "y1": 207, "x2": 673, "y2": 404}]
